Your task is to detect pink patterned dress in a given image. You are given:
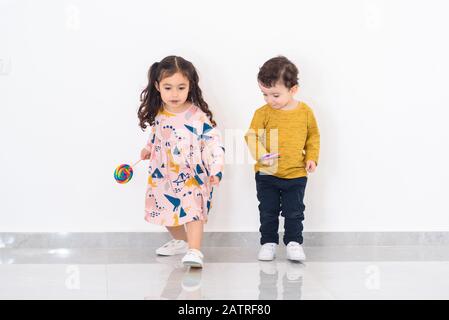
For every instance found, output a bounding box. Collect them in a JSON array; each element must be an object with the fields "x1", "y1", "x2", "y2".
[{"x1": 143, "y1": 104, "x2": 225, "y2": 226}]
